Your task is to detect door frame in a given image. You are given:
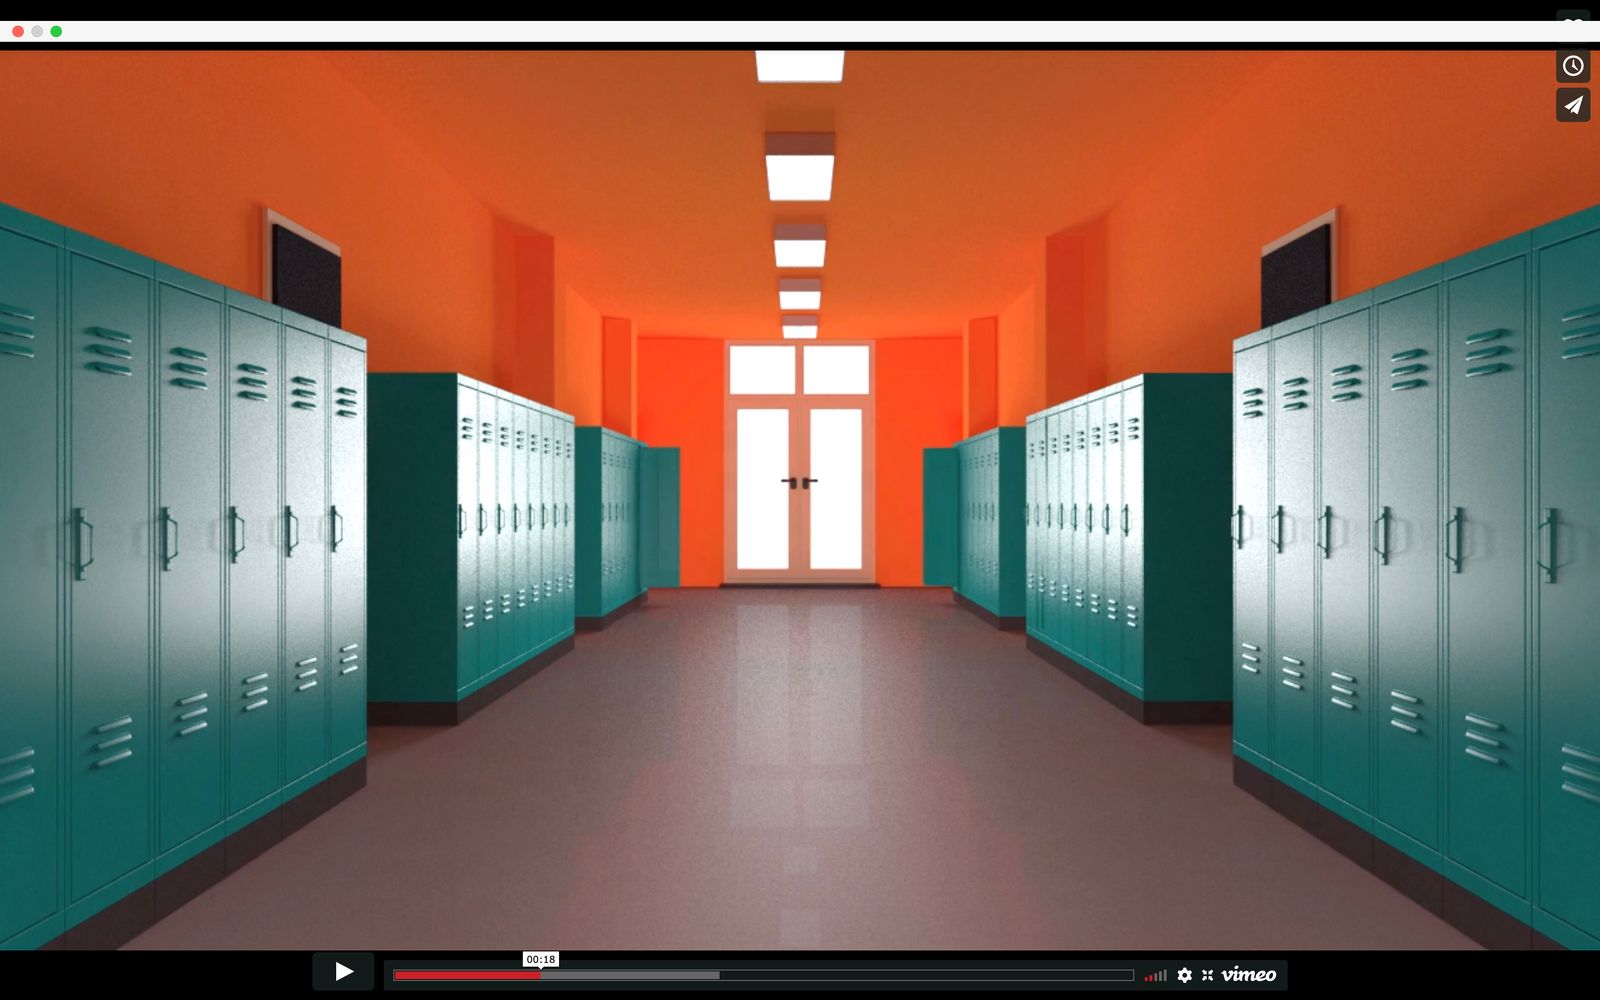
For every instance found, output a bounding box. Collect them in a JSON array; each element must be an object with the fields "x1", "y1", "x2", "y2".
[{"x1": 722, "y1": 341, "x2": 876, "y2": 584}]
